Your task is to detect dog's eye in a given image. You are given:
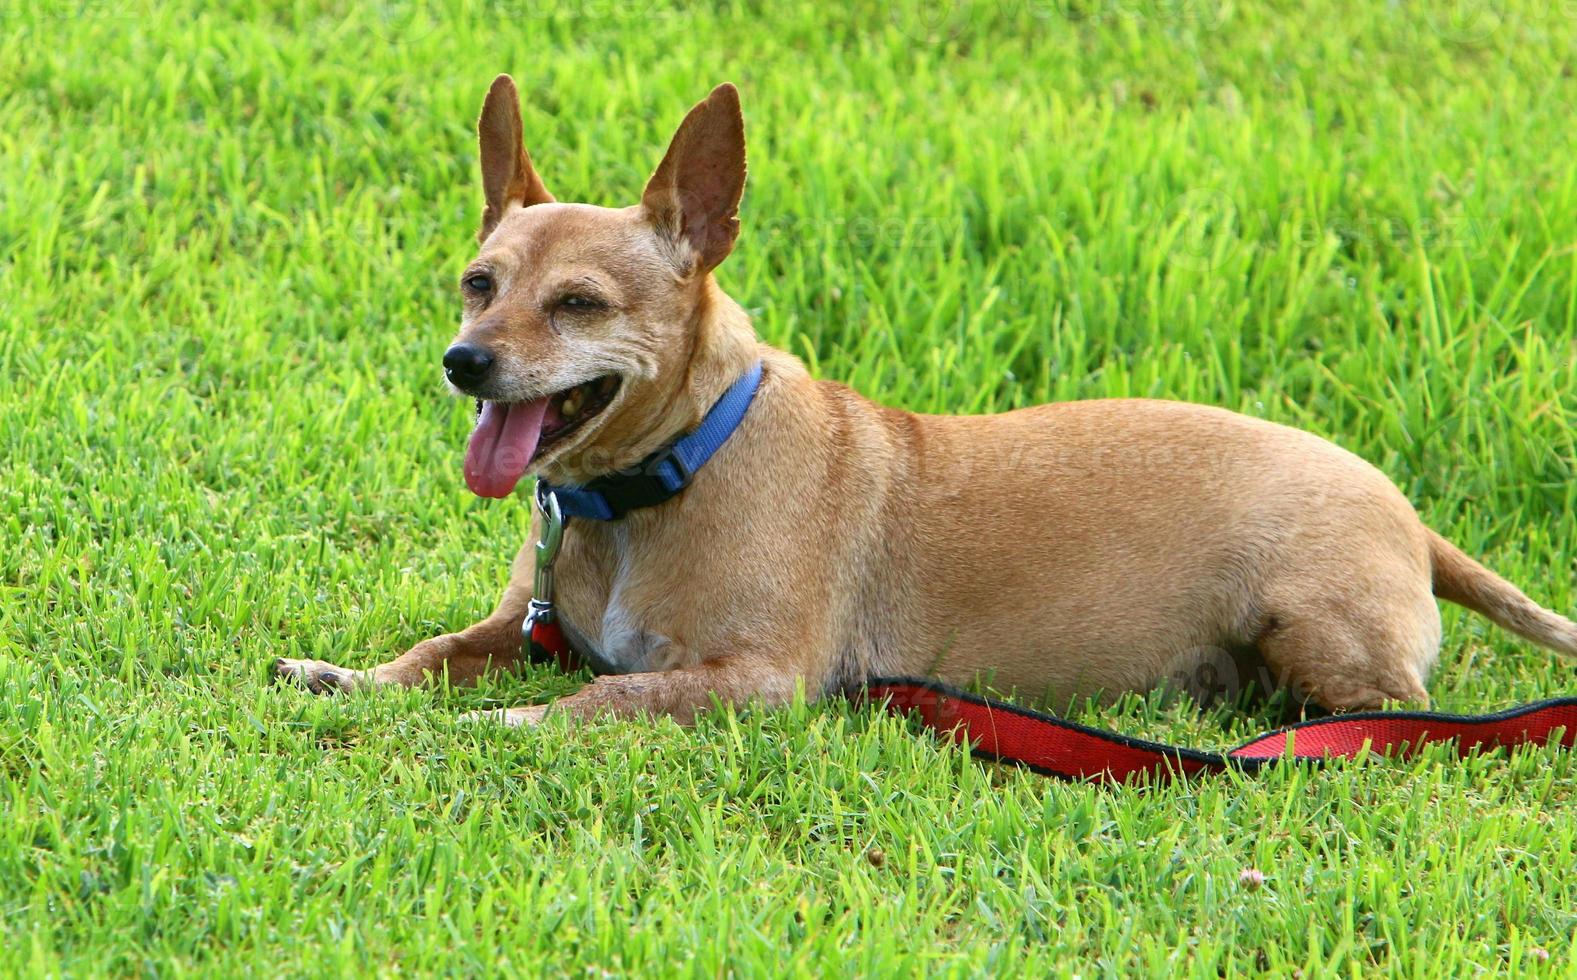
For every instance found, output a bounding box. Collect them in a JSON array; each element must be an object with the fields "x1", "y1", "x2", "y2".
[
  {"x1": 462, "y1": 274, "x2": 493, "y2": 294},
  {"x1": 559, "y1": 294, "x2": 605, "y2": 311}
]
